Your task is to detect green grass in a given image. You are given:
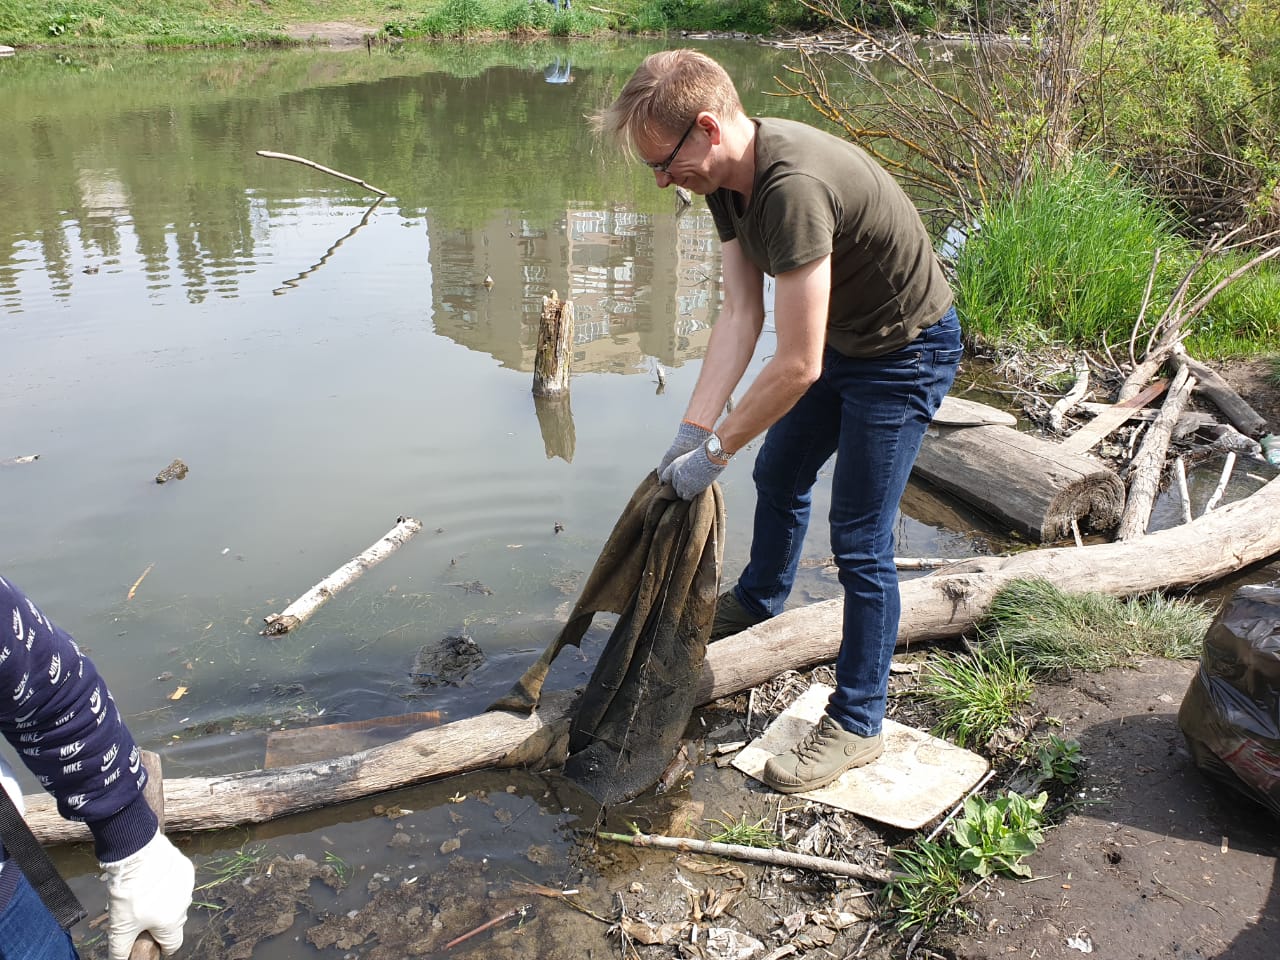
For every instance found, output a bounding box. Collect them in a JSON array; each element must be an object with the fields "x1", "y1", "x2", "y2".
[
  {"x1": 918, "y1": 640, "x2": 1035, "y2": 748},
  {"x1": 979, "y1": 579, "x2": 1212, "y2": 673},
  {"x1": 0, "y1": 0, "x2": 817, "y2": 46},
  {"x1": 704, "y1": 812, "x2": 782, "y2": 848},
  {"x1": 955, "y1": 157, "x2": 1190, "y2": 348},
  {"x1": 888, "y1": 839, "x2": 971, "y2": 932},
  {"x1": 954, "y1": 157, "x2": 1280, "y2": 357}
]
